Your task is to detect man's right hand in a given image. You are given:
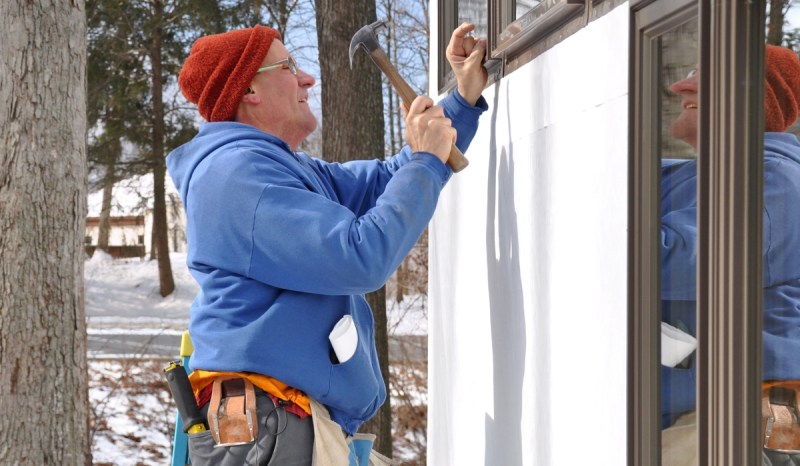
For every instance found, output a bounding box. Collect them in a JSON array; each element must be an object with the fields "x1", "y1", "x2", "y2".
[{"x1": 404, "y1": 96, "x2": 456, "y2": 165}]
